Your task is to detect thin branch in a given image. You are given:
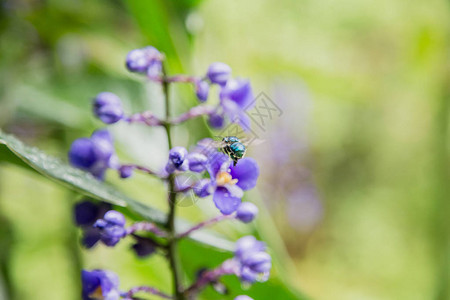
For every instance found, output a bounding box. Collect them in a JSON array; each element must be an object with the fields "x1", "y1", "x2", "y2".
[
  {"x1": 120, "y1": 164, "x2": 161, "y2": 177},
  {"x1": 183, "y1": 260, "x2": 237, "y2": 298},
  {"x1": 176, "y1": 214, "x2": 234, "y2": 239},
  {"x1": 162, "y1": 65, "x2": 185, "y2": 300},
  {"x1": 126, "y1": 222, "x2": 168, "y2": 237},
  {"x1": 169, "y1": 105, "x2": 216, "y2": 125},
  {"x1": 124, "y1": 286, "x2": 173, "y2": 299}
]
